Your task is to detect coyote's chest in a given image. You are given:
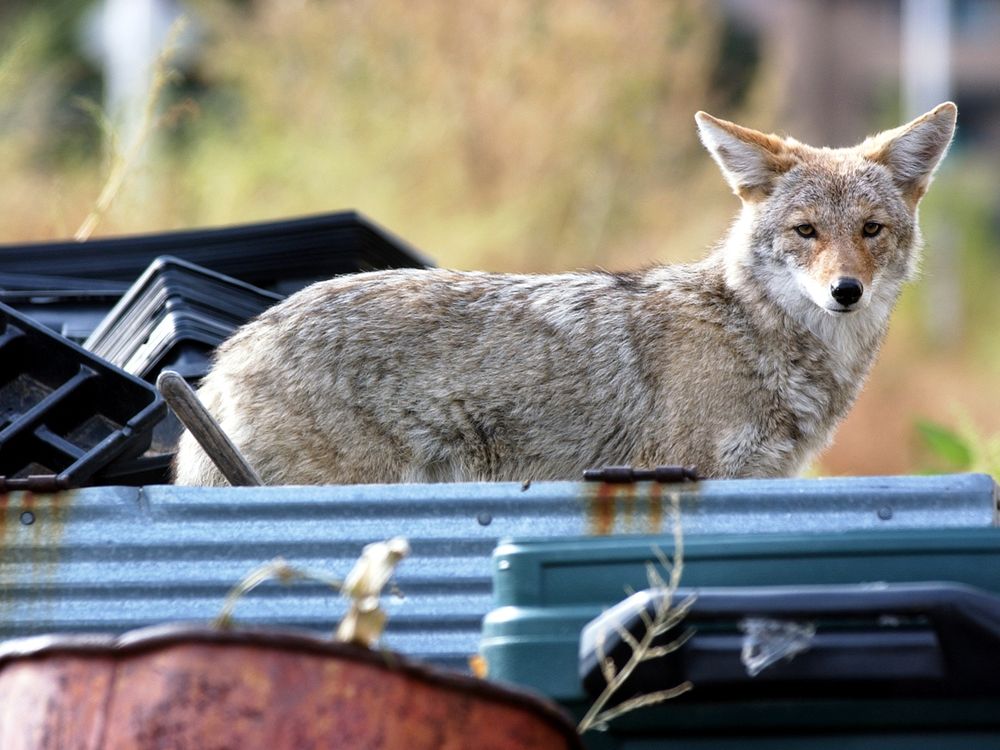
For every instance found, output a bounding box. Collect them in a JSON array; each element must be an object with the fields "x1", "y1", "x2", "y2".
[{"x1": 736, "y1": 308, "x2": 884, "y2": 475}]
